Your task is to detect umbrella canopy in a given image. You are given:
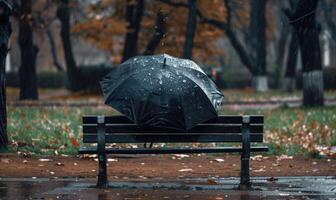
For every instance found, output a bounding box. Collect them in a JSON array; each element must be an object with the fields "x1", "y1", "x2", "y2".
[{"x1": 100, "y1": 54, "x2": 224, "y2": 131}]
